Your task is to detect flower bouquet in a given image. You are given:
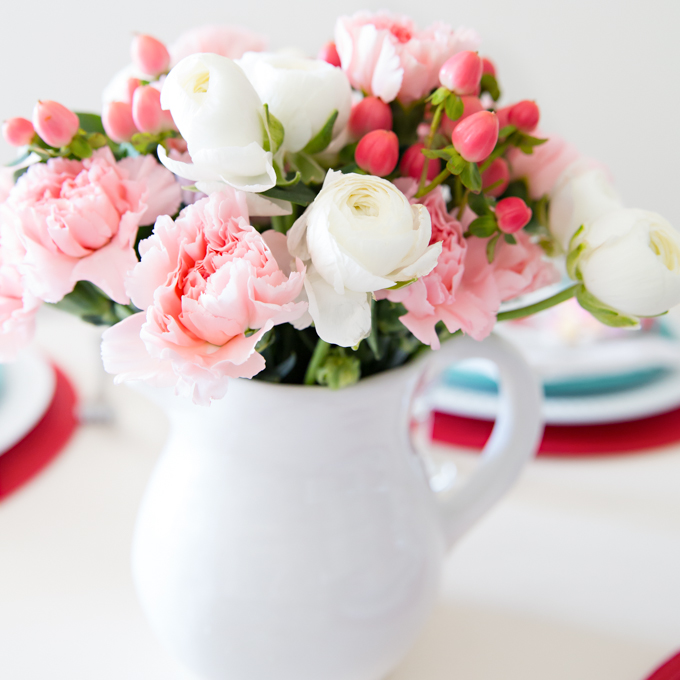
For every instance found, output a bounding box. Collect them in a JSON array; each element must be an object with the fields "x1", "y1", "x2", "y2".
[
  {"x1": 2, "y1": 13, "x2": 680, "y2": 680},
  {"x1": 2, "y1": 14, "x2": 679, "y2": 401}
]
